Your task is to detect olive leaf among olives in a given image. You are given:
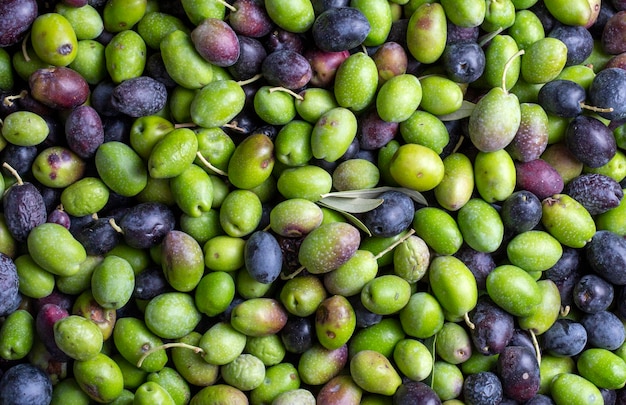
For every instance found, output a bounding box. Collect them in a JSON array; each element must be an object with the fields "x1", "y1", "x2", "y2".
[
  {"x1": 319, "y1": 186, "x2": 428, "y2": 206},
  {"x1": 316, "y1": 186, "x2": 427, "y2": 236},
  {"x1": 317, "y1": 196, "x2": 384, "y2": 214}
]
